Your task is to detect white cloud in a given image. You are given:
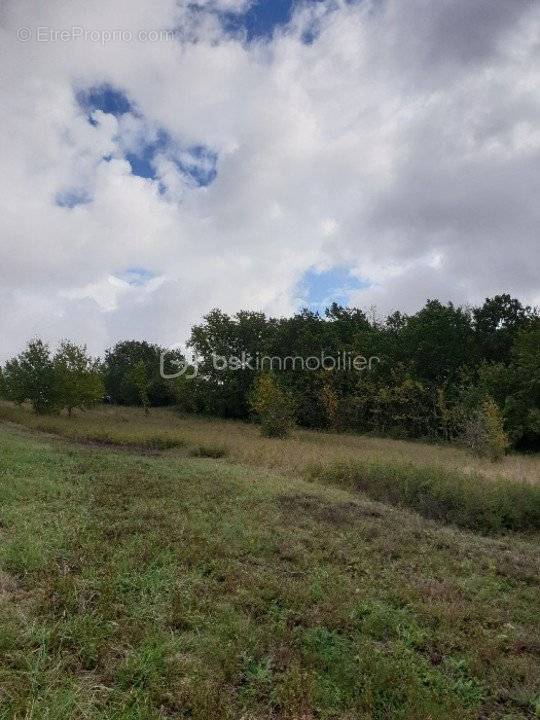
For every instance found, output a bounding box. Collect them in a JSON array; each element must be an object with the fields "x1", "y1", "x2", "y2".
[{"x1": 0, "y1": 0, "x2": 539, "y2": 359}]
